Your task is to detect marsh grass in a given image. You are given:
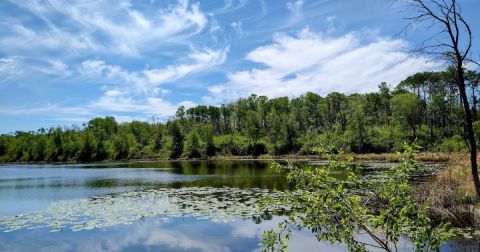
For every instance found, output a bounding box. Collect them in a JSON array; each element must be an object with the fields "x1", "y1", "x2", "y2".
[
  {"x1": 416, "y1": 155, "x2": 480, "y2": 228},
  {"x1": 352, "y1": 152, "x2": 452, "y2": 163}
]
